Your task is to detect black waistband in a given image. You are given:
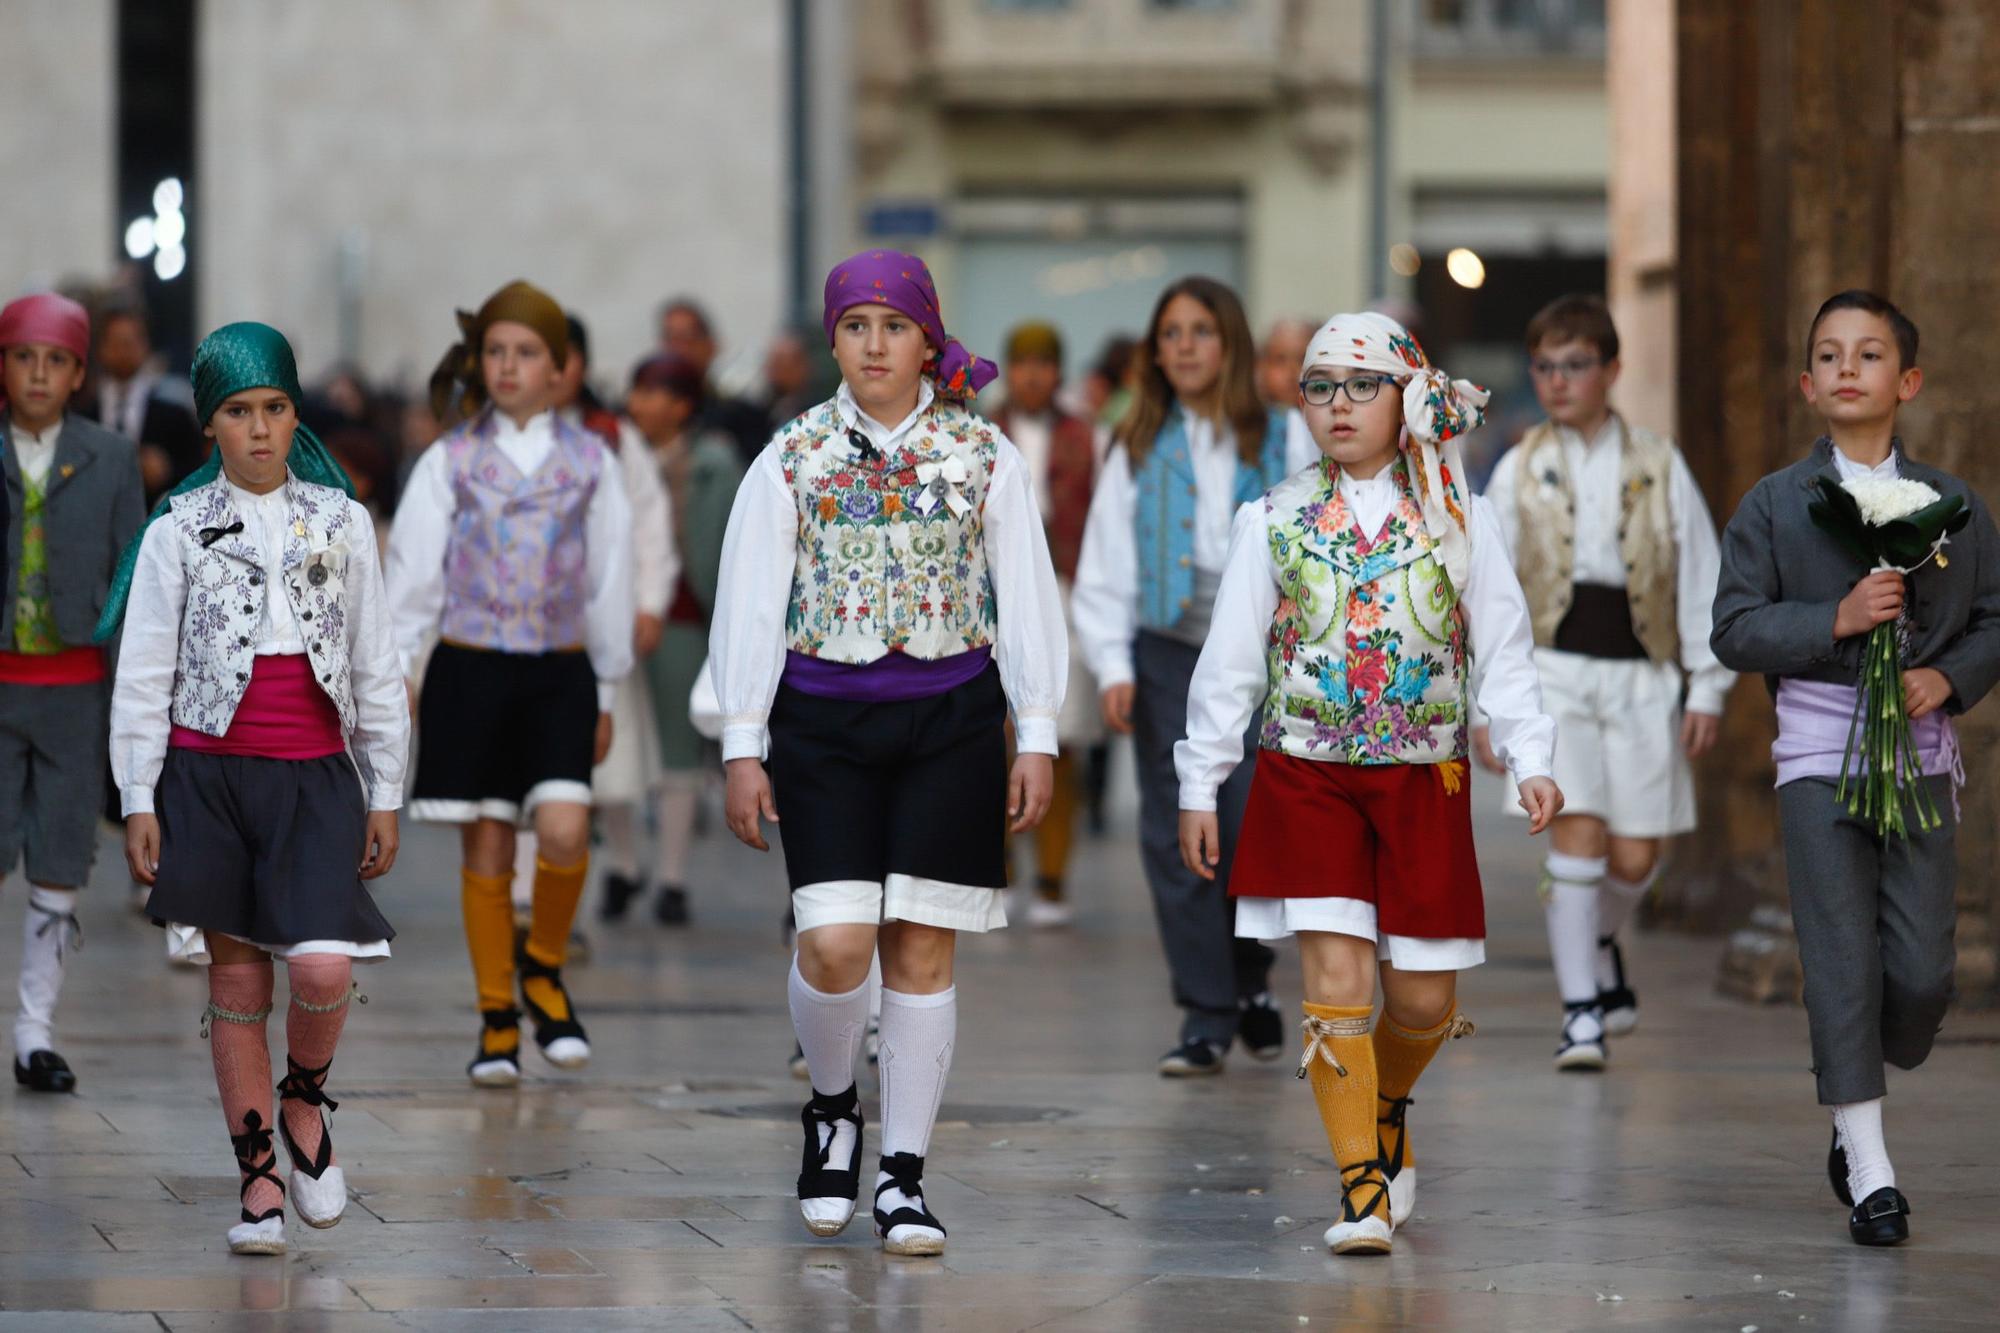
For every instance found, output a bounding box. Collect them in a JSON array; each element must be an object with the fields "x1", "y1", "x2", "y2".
[{"x1": 1553, "y1": 584, "x2": 1650, "y2": 660}]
